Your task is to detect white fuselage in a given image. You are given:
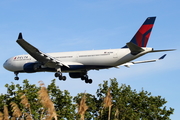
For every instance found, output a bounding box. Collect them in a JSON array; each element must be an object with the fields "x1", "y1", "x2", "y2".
[{"x1": 3, "y1": 47, "x2": 153, "y2": 73}]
